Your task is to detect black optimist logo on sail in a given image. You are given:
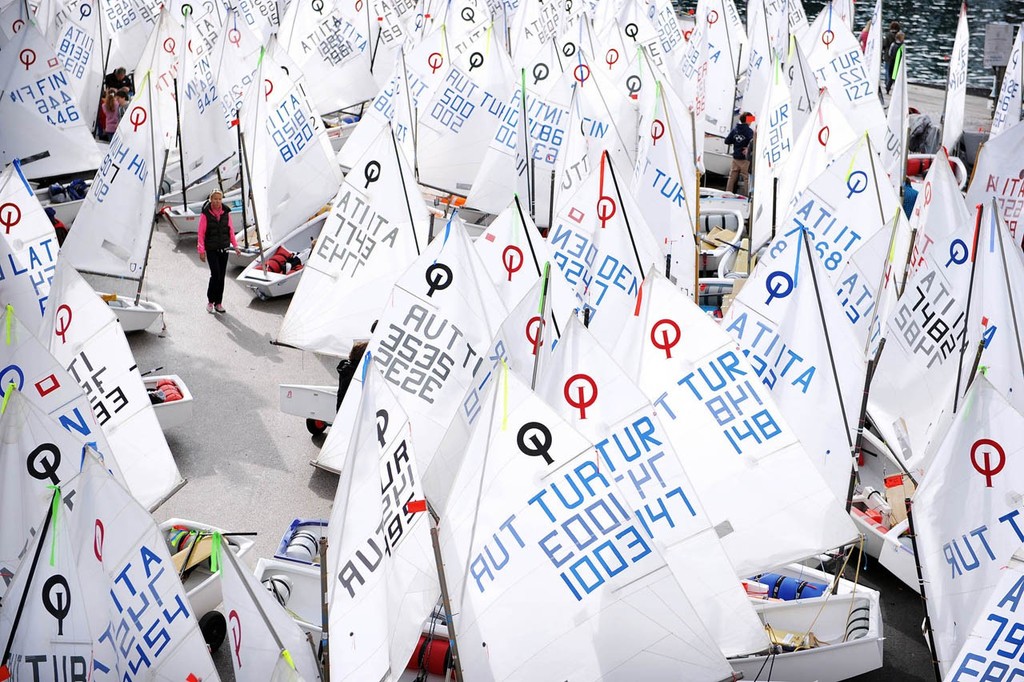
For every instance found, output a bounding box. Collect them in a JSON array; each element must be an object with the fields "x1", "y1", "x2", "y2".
[
  {"x1": 424, "y1": 263, "x2": 453, "y2": 297},
  {"x1": 517, "y1": 422, "x2": 554, "y2": 465},
  {"x1": 363, "y1": 160, "x2": 381, "y2": 189},
  {"x1": 42, "y1": 574, "x2": 72, "y2": 635}
]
